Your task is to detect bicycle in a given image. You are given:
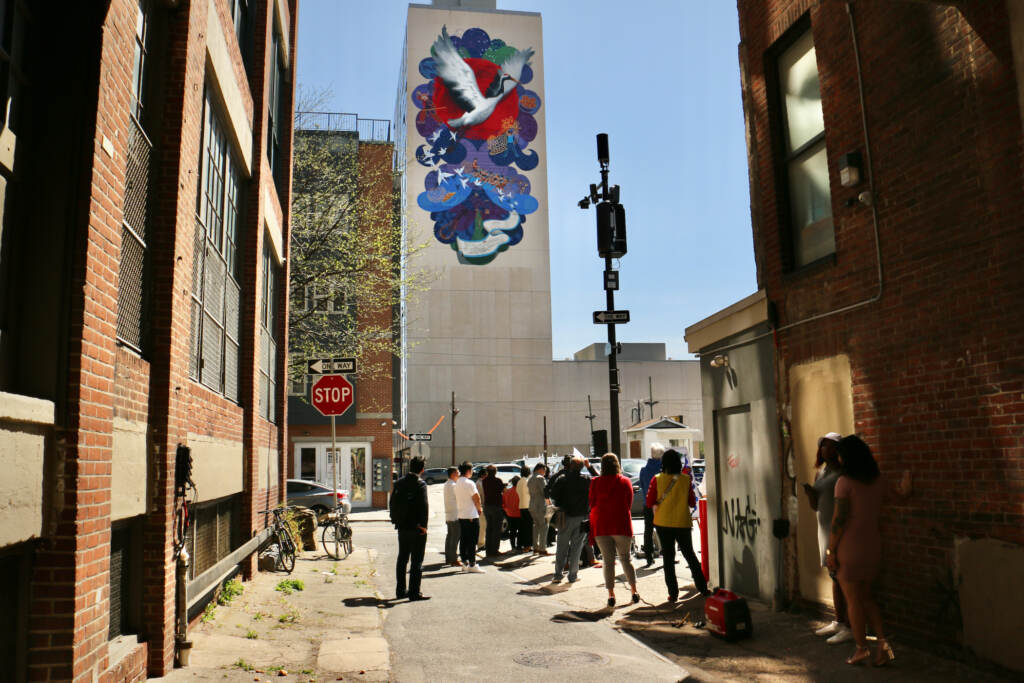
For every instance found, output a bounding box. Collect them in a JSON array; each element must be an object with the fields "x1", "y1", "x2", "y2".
[
  {"x1": 321, "y1": 505, "x2": 353, "y2": 560},
  {"x1": 260, "y1": 508, "x2": 297, "y2": 573}
]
